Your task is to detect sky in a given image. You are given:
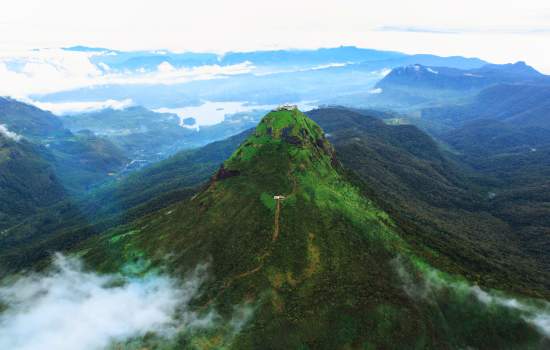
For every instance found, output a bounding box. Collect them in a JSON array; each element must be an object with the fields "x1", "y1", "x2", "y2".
[{"x1": 0, "y1": 0, "x2": 549, "y2": 72}]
